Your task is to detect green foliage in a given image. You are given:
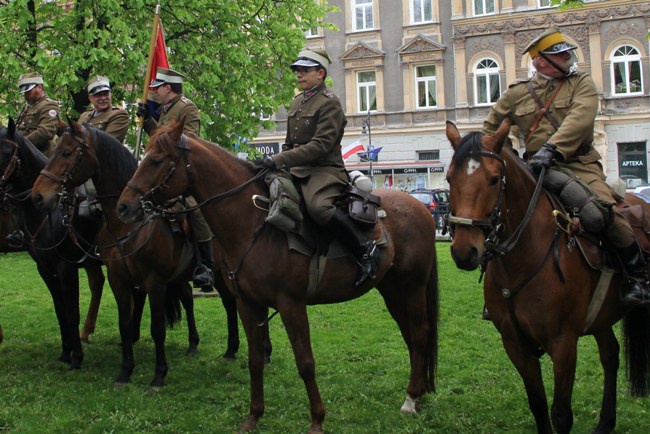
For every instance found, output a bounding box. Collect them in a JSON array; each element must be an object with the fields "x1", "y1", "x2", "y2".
[
  {"x1": 0, "y1": 246, "x2": 648, "y2": 432},
  {"x1": 0, "y1": 0, "x2": 337, "y2": 150}
]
